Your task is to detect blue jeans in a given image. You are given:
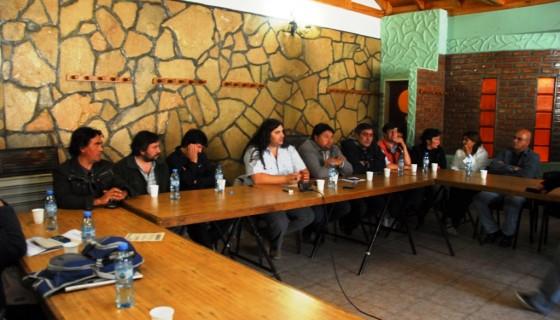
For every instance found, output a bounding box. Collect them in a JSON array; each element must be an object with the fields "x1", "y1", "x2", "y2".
[
  {"x1": 527, "y1": 245, "x2": 560, "y2": 315},
  {"x1": 471, "y1": 191, "x2": 525, "y2": 236}
]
